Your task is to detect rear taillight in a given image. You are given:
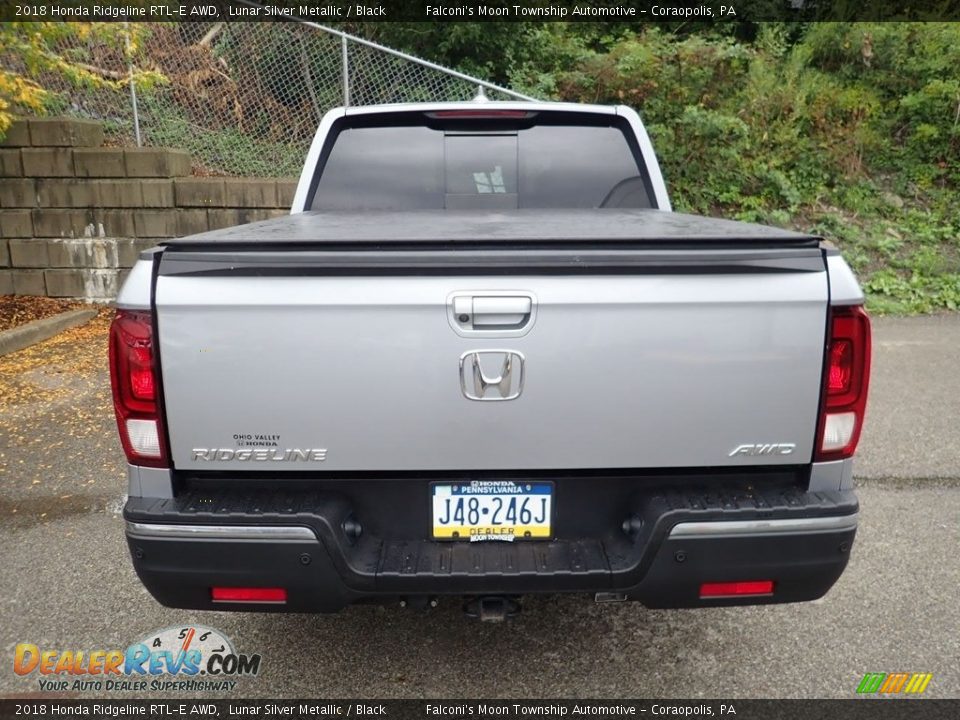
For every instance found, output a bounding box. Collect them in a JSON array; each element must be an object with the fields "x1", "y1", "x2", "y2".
[
  {"x1": 109, "y1": 310, "x2": 169, "y2": 468},
  {"x1": 815, "y1": 305, "x2": 872, "y2": 461}
]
